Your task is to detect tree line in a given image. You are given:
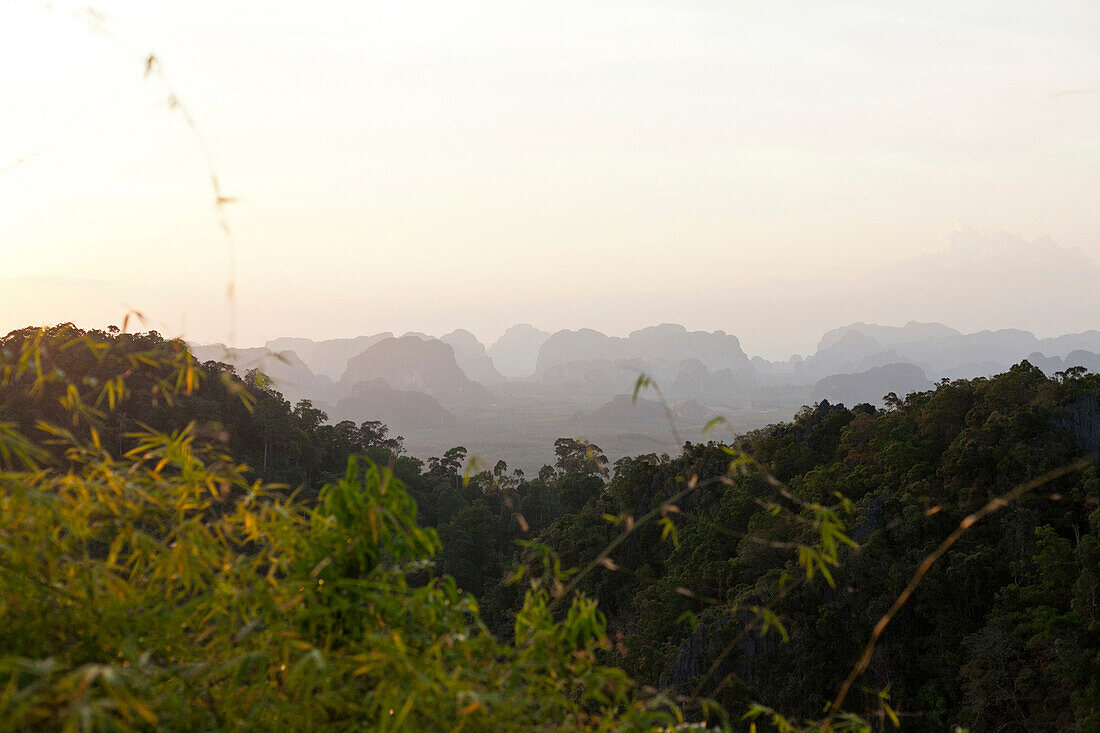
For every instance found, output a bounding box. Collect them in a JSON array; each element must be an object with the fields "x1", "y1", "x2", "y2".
[{"x1": 1, "y1": 324, "x2": 1097, "y2": 730}]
